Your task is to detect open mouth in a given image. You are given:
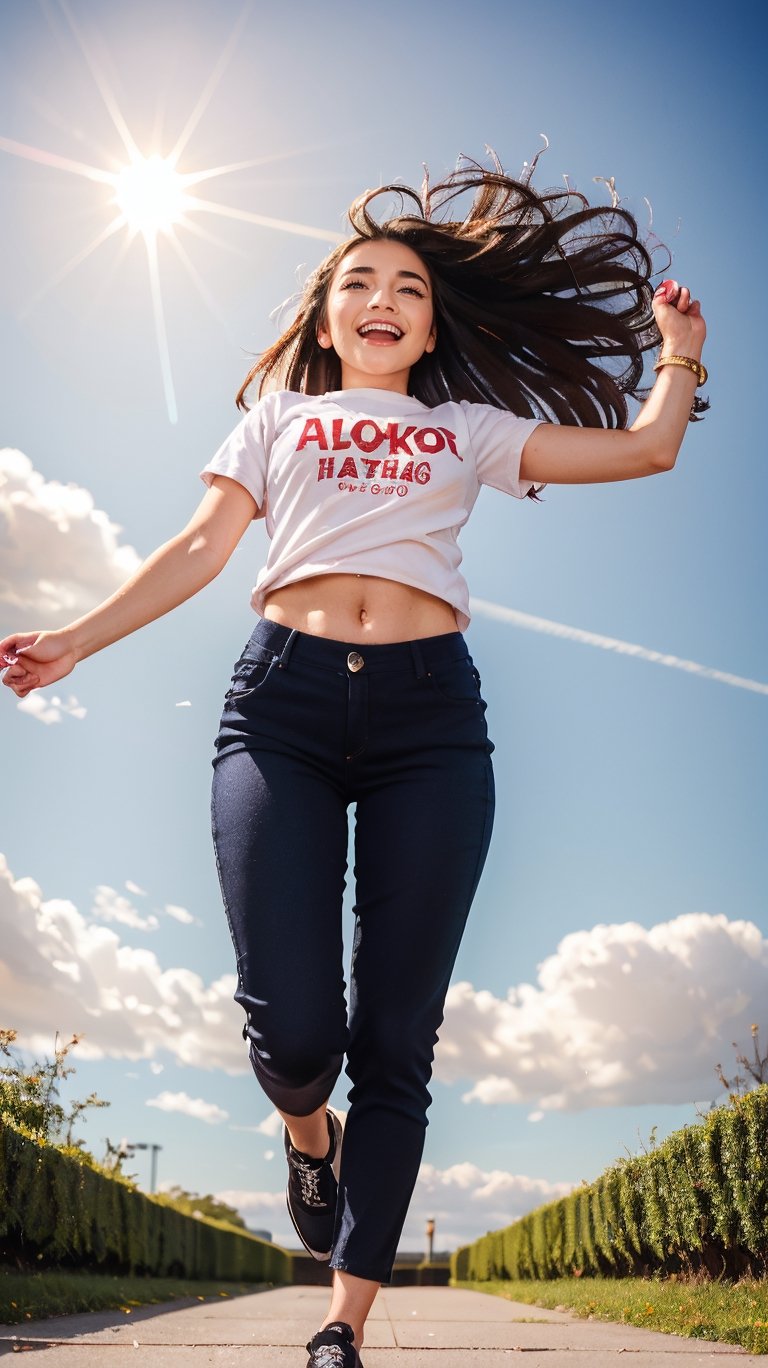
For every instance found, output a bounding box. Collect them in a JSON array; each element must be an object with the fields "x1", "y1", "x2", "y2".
[{"x1": 357, "y1": 322, "x2": 403, "y2": 341}]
